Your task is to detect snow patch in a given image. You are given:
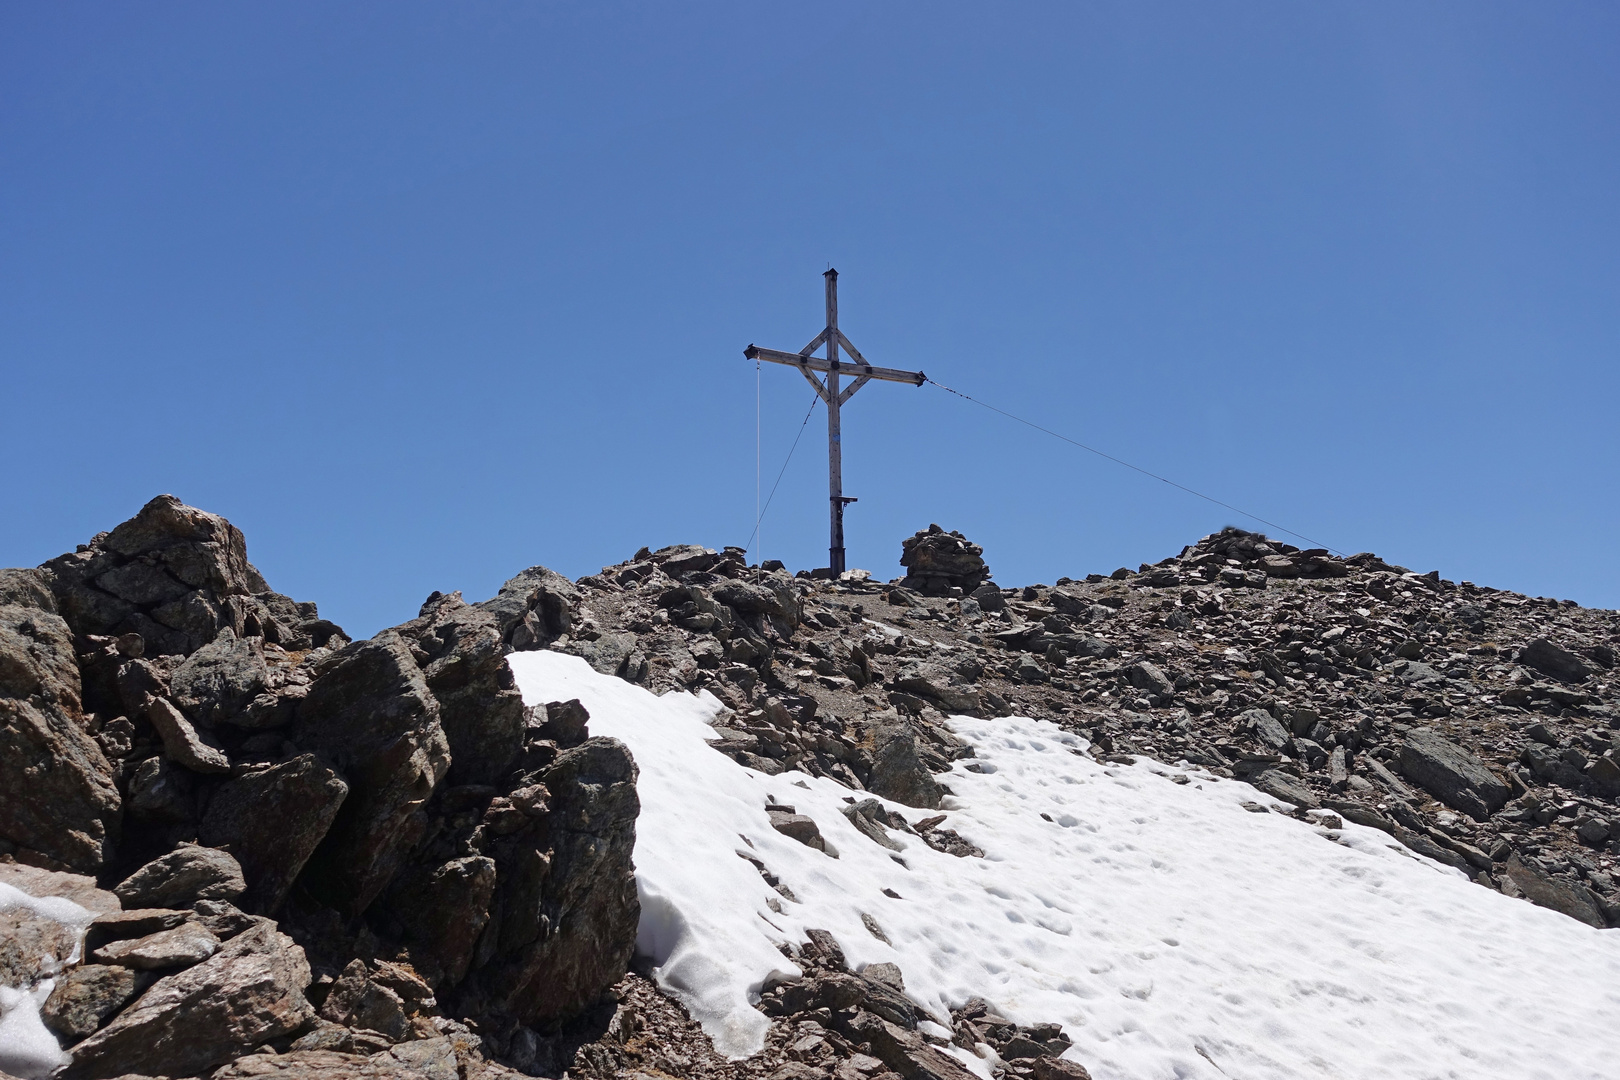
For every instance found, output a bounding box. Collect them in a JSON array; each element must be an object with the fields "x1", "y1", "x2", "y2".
[
  {"x1": 0, "y1": 883, "x2": 94, "y2": 1079},
  {"x1": 510, "y1": 651, "x2": 1620, "y2": 1079}
]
